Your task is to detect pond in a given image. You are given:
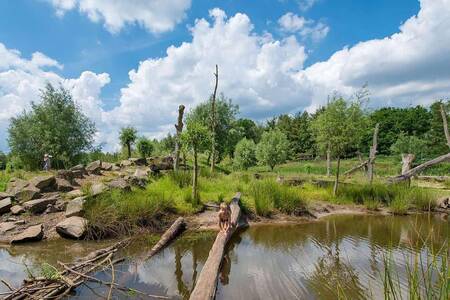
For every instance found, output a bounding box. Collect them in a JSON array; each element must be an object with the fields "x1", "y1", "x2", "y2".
[{"x1": 0, "y1": 214, "x2": 448, "y2": 299}]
